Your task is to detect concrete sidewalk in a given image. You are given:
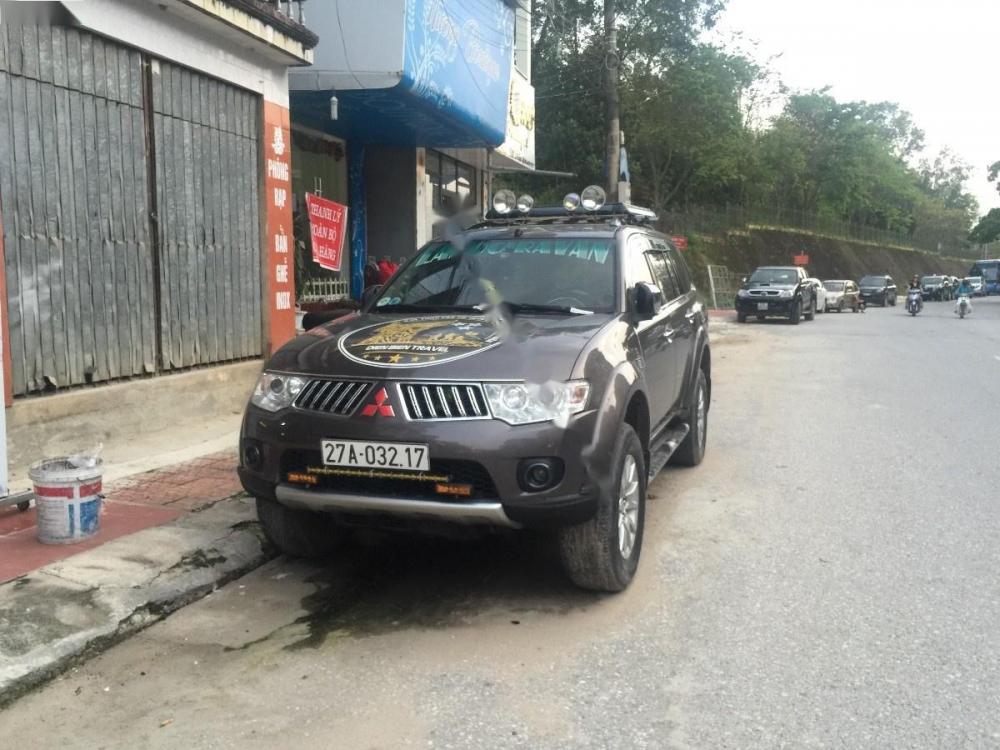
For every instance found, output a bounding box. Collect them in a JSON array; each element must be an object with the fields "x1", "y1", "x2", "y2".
[{"x1": 0, "y1": 452, "x2": 273, "y2": 706}]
